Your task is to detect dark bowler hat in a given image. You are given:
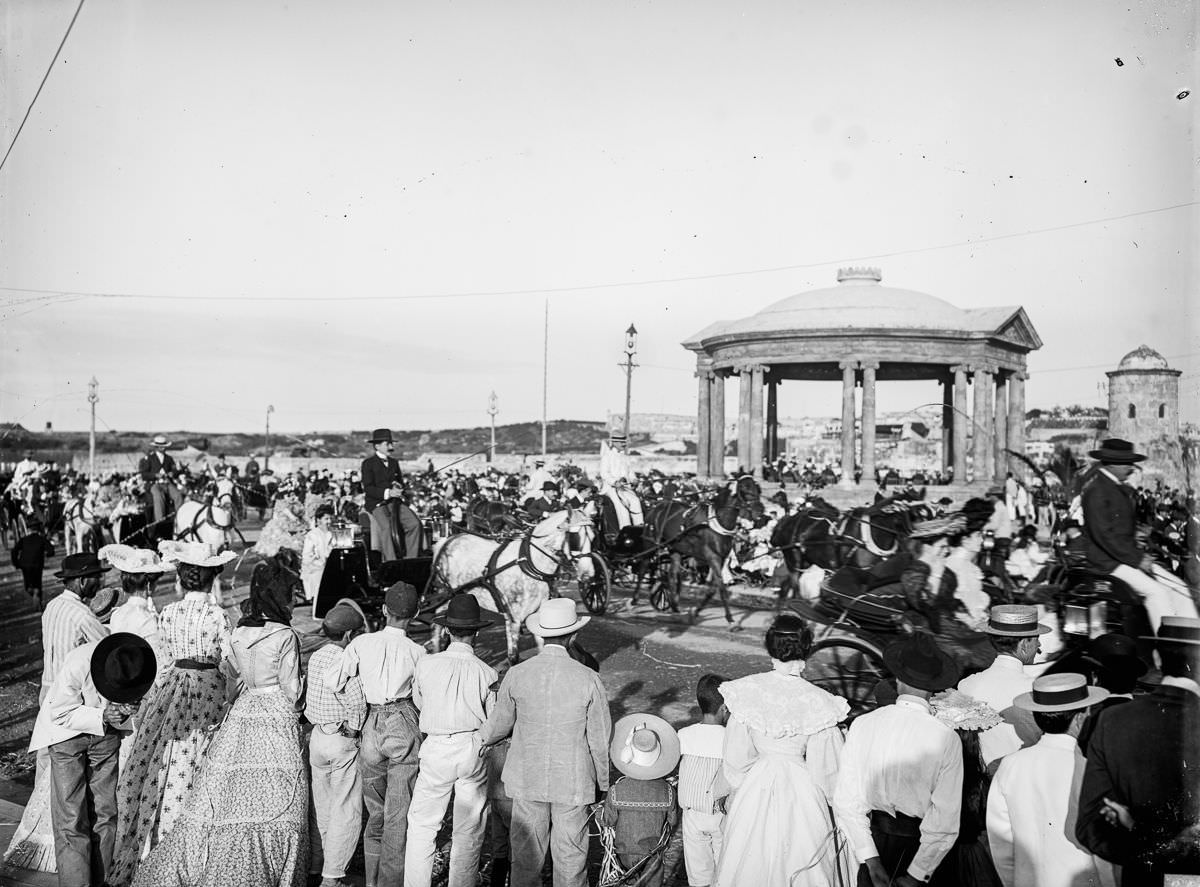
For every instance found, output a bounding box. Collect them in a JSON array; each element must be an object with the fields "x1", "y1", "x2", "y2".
[
  {"x1": 368, "y1": 428, "x2": 395, "y2": 444},
  {"x1": 385, "y1": 581, "x2": 420, "y2": 619},
  {"x1": 91, "y1": 633, "x2": 157, "y2": 704},
  {"x1": 1089, "y1": 438, "x2": 1146, "y2": 464},
  {"x1": 1082, "y1": 633, "x2": 1149, "y2": 679},
  {"x1": 882, "y1": 631, "x2": 960, "y2": 692},
  {"x1": 54, "y1": 552, "x2": 111, "y2": 581},
  {"x1": 984, "y1": 604, "x2": 1051, "y2": 637},
  {"x1": 434, "y1": 594, "x2": 496, "y2": 632},
  {"x1": 542, "y1": 480, "x2": 561, "y2": 492}
]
